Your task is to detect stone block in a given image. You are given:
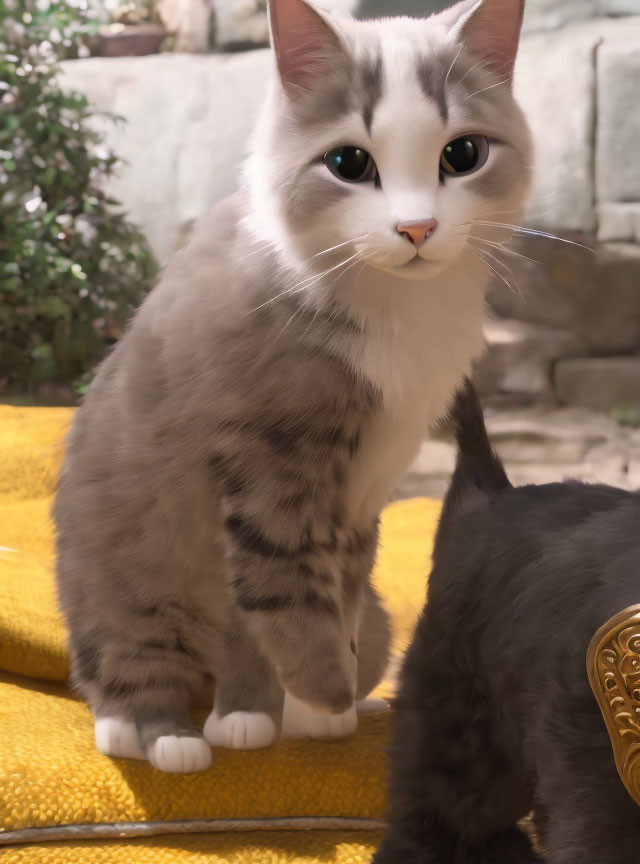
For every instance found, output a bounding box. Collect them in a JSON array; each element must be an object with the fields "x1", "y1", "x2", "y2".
[
  {"x1": 515, "y1": 24, "x2": 601, "y2": 233},
  {"x1": 214, "y1": 0, "x2": 358, "y2": 48},
  {"x1": 61, "y1": 52, "x2": 272, "y2": 262},
  {"x1": 522, "y1": 0, "x2": 599, "y2": 34},
  {"x1": 600, "y1": 0, "x2": 640, "y2": 18},
  {"x1": 474, "y1": 318, "x2": 586, "y2": 402},
  {"x1": 487, "y1": 237, "x2": 640, "y2": 355},
  {"x1": 501, "y1": 449, "x2": 630, "y2": 489},
  {"x1": 214, "y1": 0, "x2": 269, "y2": 48},
  {"x1": 596, "y1": 26, "x2": 640, "y2": 206},
  {"x1": 554, "y1": 357, "x2": 640, "y2": 411},
  {"x1": 598, "y1": 203, "x2": 640, "y2": 243},
  {"x1": 487, "y1": 405, "x2": 630, "y2": 486}
]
